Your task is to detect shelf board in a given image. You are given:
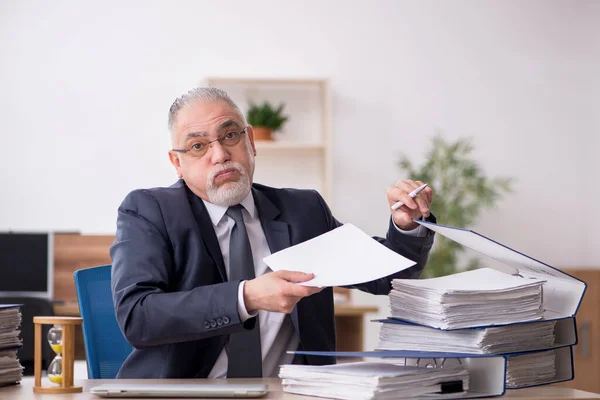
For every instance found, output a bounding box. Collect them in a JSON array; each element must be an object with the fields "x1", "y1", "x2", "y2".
[{"x1": 254, "y1": 141, "x2": 324, "y2": 150}]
